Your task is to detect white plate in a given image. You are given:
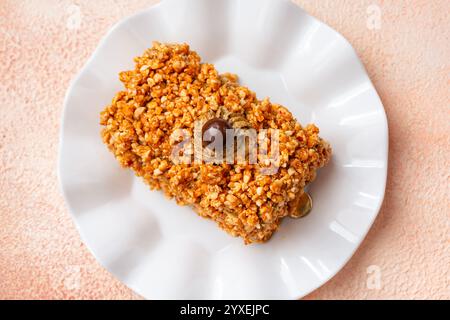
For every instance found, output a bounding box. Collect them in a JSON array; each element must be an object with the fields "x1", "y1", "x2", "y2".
[{"x1": 59, "y1": 0, "x2": 388, "y2": 299}]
